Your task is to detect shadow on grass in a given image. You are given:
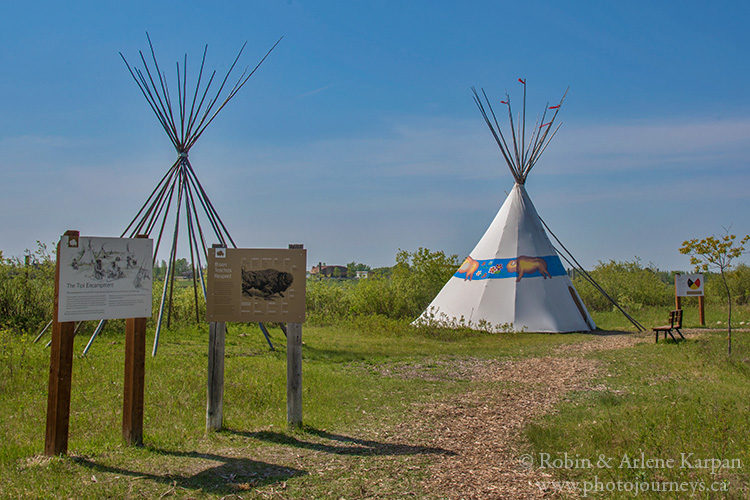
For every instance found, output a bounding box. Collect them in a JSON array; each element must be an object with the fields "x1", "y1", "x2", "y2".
[
  {"x1": 73, "y1": 448, "x2": 305, "y2": 495},
  {"x1": 590, "y1": 329, "x2": 636, "y2": 336},
  {"x1": 227, "y1": 427, "x2": 456, "y2": 457},
  {"x1": 298, "y1": 344, "x2": 378, "y2": 363}
]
